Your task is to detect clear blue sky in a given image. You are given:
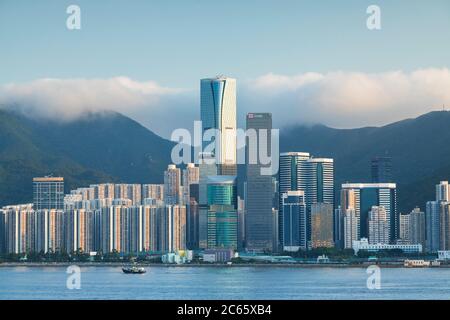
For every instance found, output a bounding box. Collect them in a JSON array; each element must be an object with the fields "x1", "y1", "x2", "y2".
[{"x1": 1, "y1": 0, "x2": 449, "y2": 88}]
